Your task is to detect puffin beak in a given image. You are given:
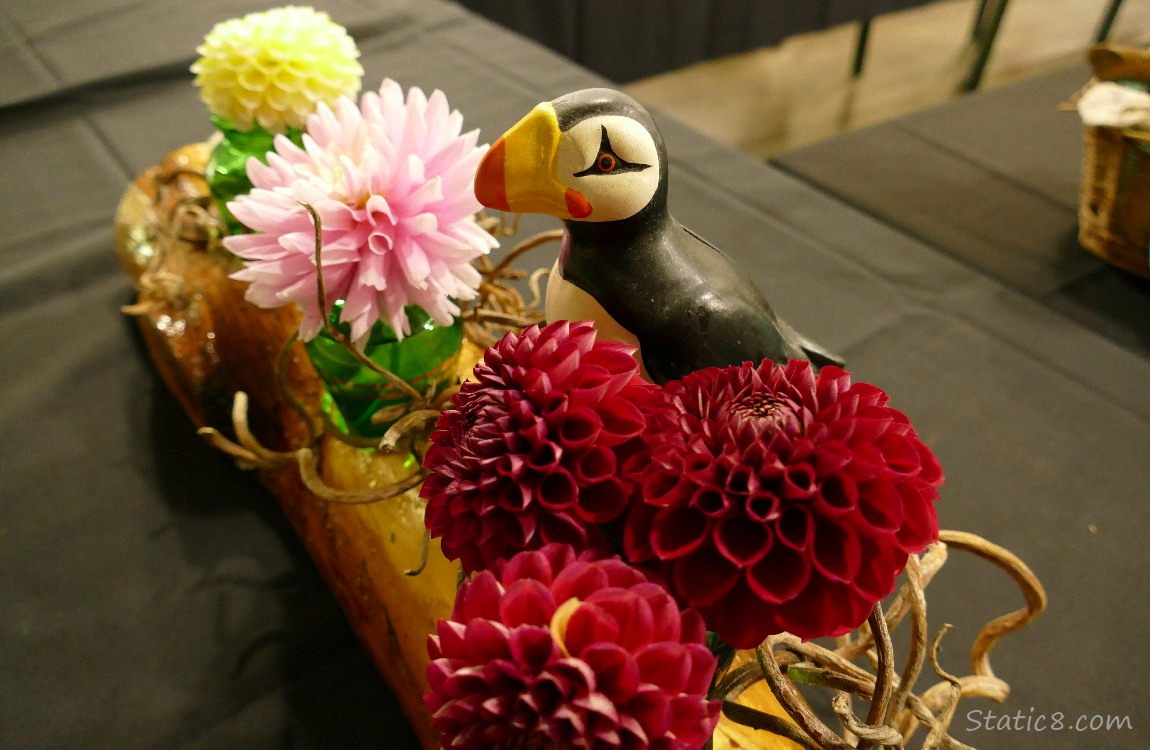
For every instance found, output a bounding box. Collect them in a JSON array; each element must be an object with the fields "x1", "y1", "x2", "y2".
[{"x1": 474, "y1": 102, "x2": 592, "y2": 220}]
